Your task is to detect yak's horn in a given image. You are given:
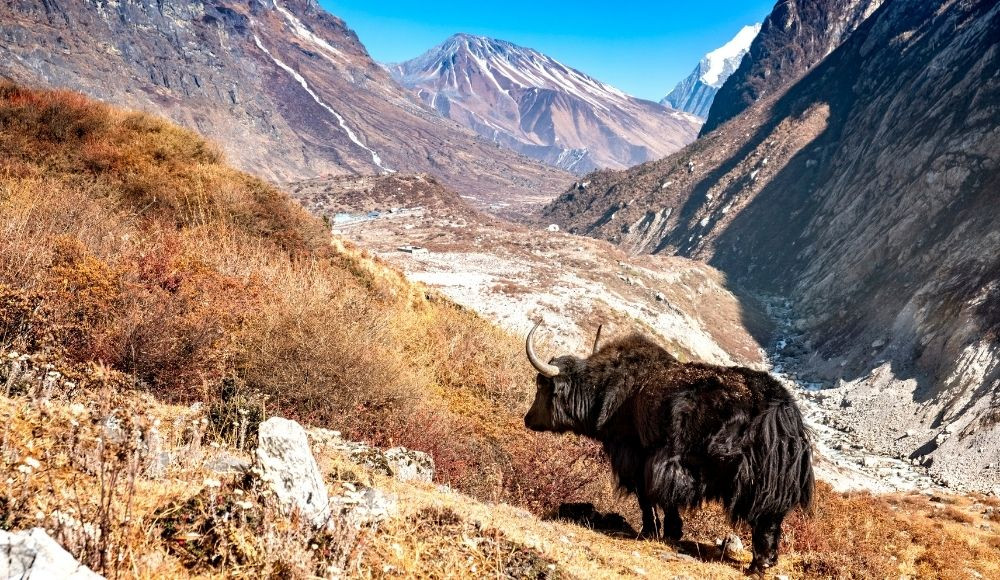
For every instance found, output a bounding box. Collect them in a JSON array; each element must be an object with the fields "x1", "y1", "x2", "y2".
[
  {"x1": 592, "y1": 324, "x2": 603, "y2": 355},
  {"x1": 526, "y1": 320, "x2": 560, "y2": 377}
]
